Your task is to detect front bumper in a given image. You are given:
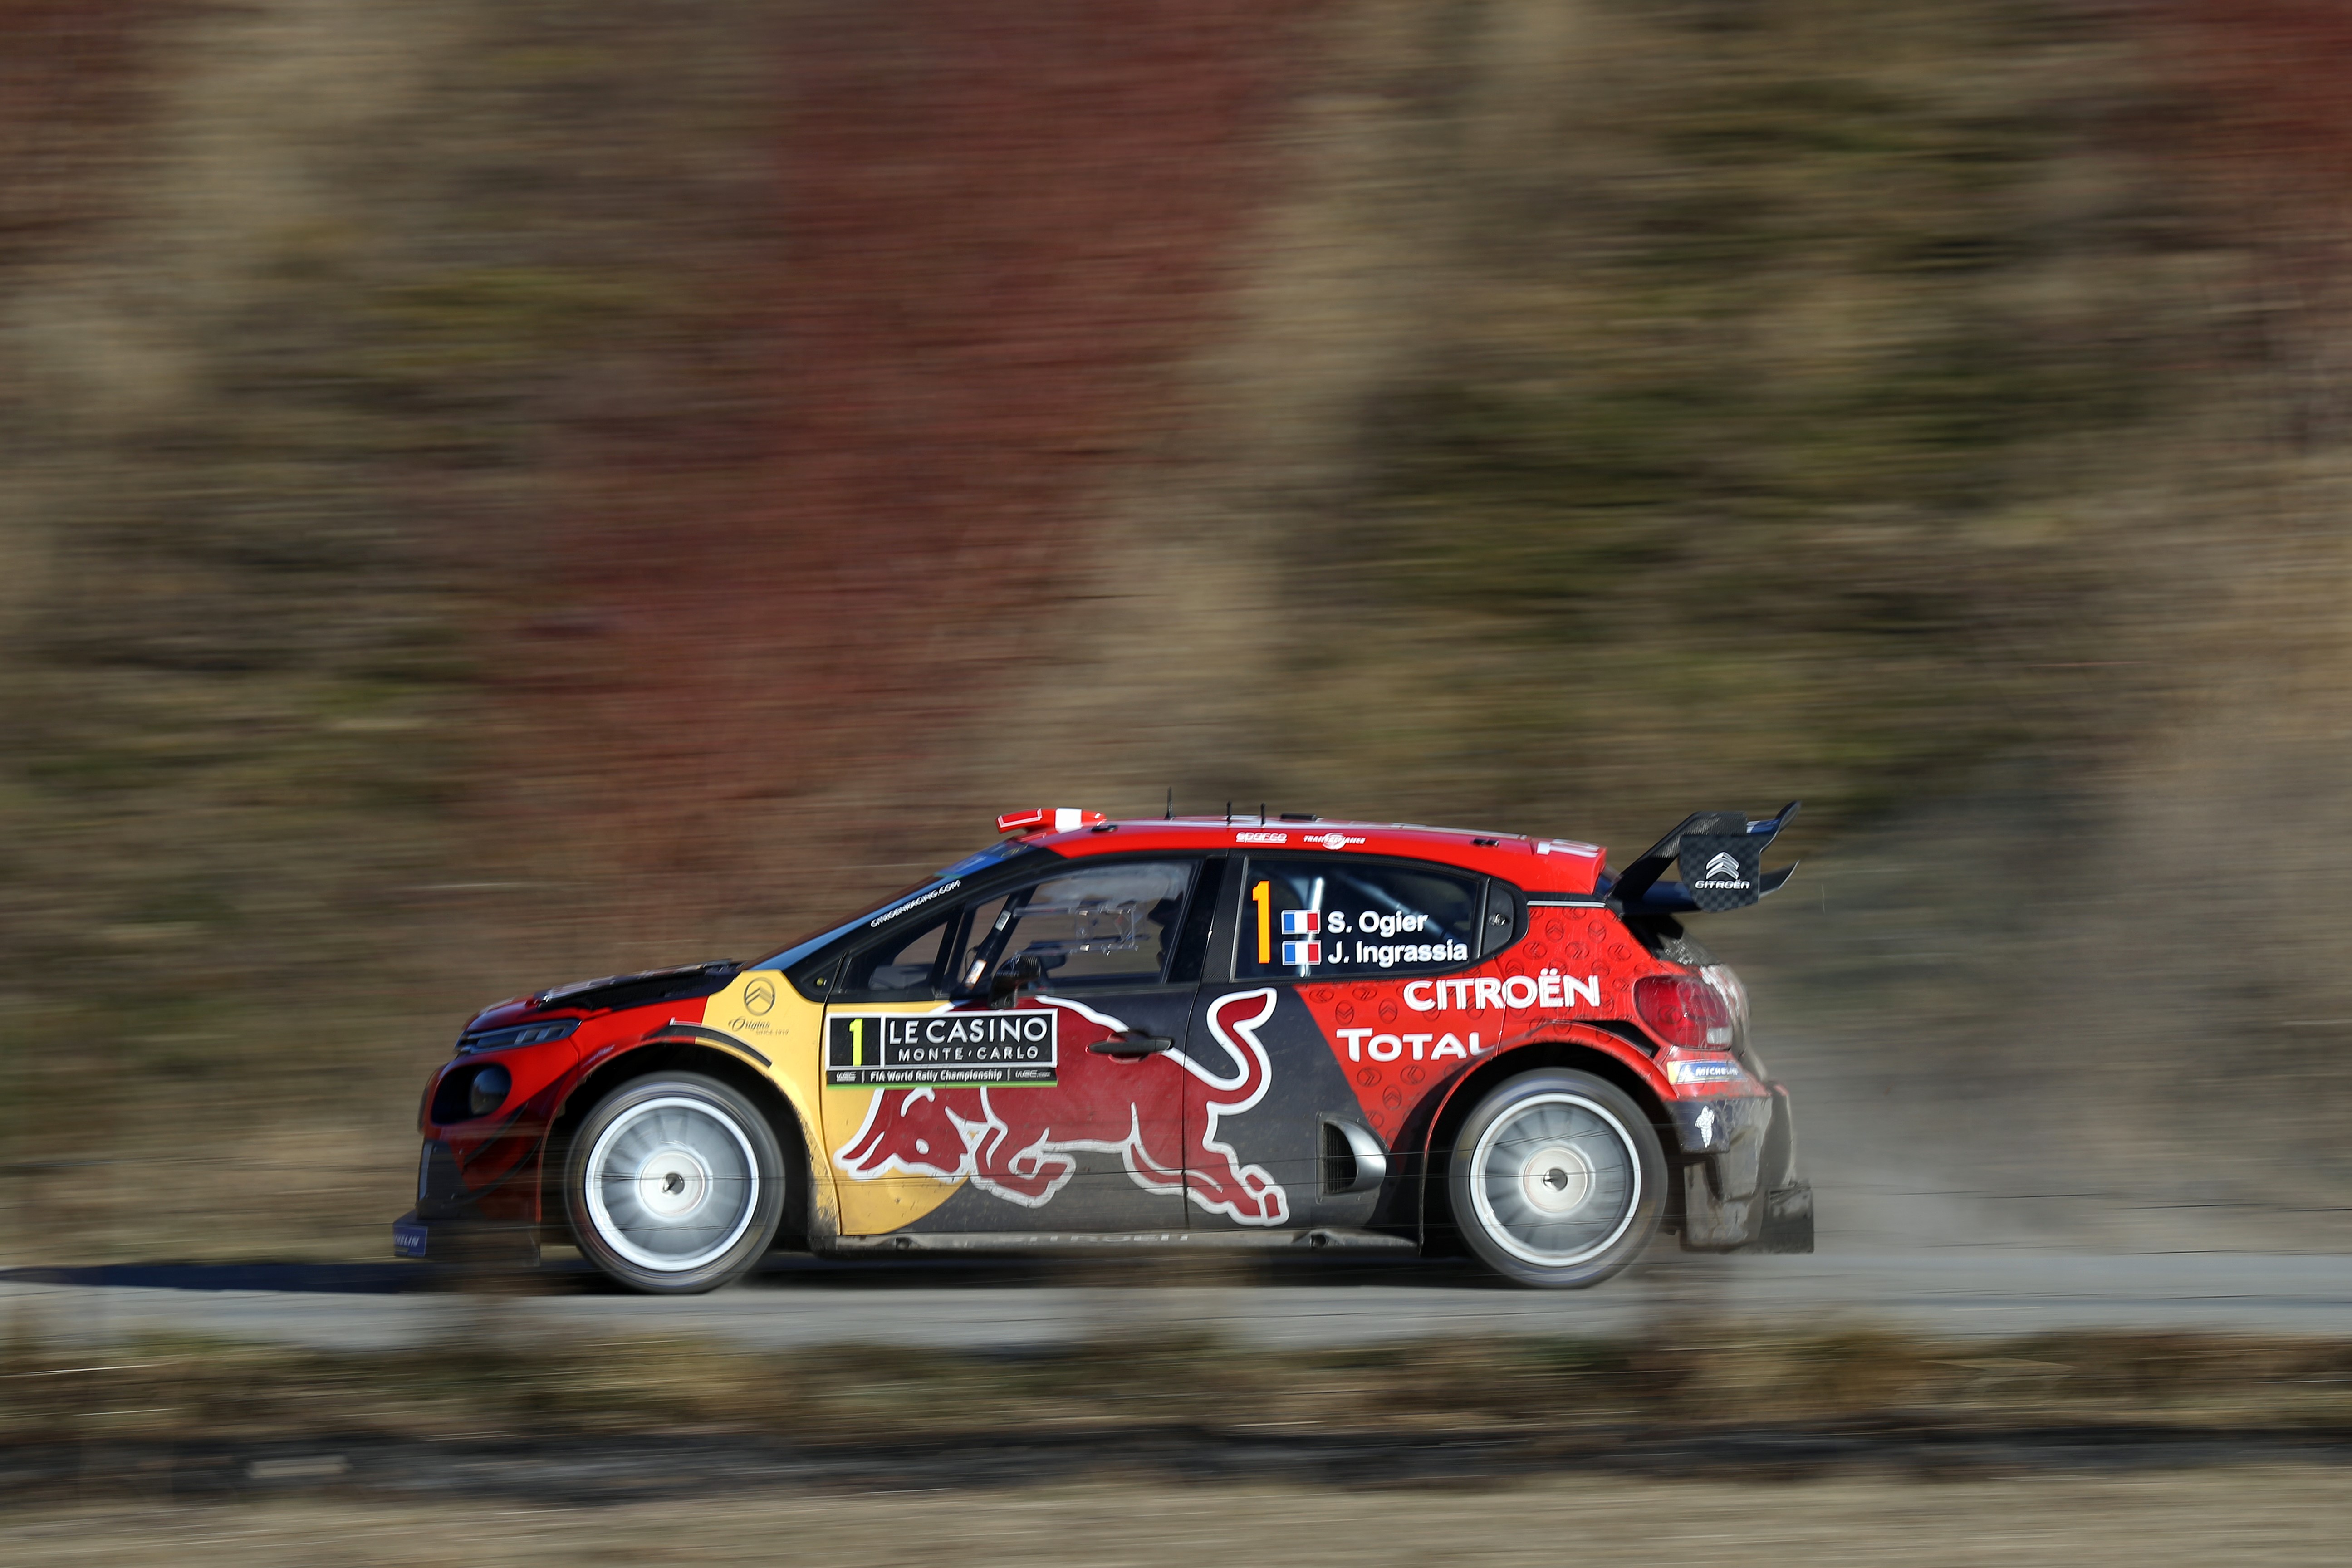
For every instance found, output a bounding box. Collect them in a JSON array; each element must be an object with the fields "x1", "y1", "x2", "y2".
[
  {"x1": 393, "y1": 1136, "x2": 548, "y2": 1265},
  {"x1": 390, "y1": 1208, "x2": 541, "y2": 1266}
]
